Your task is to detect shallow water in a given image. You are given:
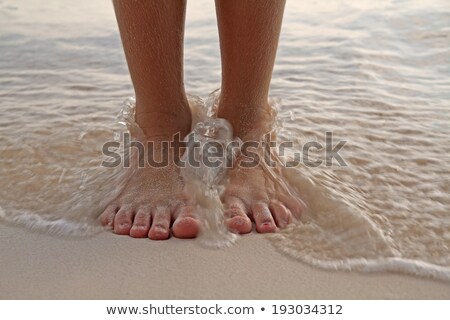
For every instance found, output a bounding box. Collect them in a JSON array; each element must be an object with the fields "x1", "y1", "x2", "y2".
[{"x1": 1, "y1": 0, "x2": 449, "y2": 281}]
